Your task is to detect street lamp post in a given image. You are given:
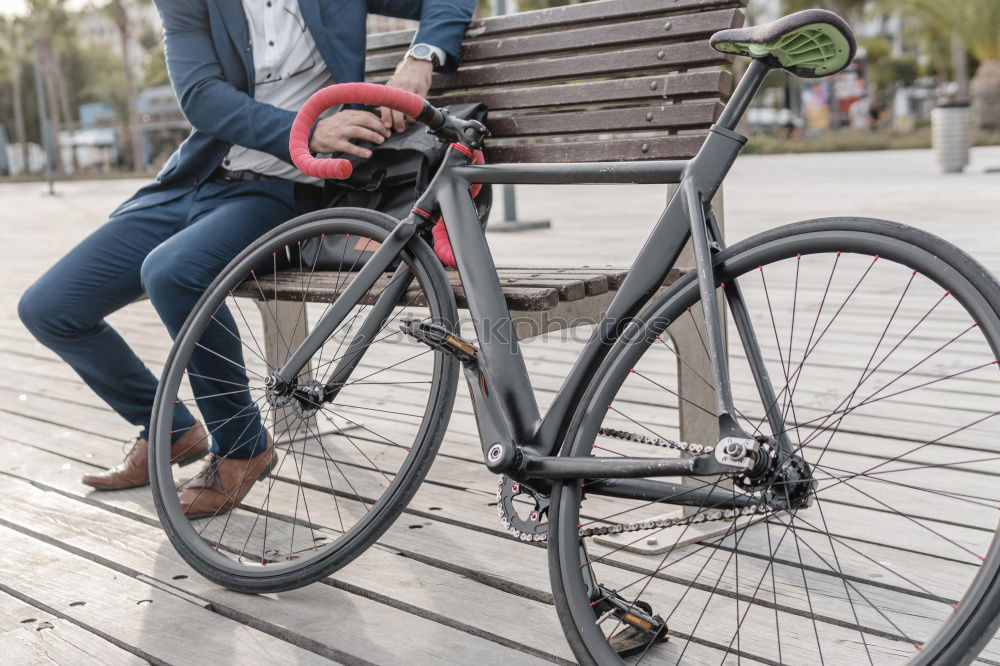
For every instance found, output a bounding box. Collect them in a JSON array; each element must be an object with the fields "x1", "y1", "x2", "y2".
[
  {"x1": 487, "y1": 0, "x2": 550, "y2": 232},
  {"x1": 32, "y1": 37, "x2": 55, "y2": 195}
]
